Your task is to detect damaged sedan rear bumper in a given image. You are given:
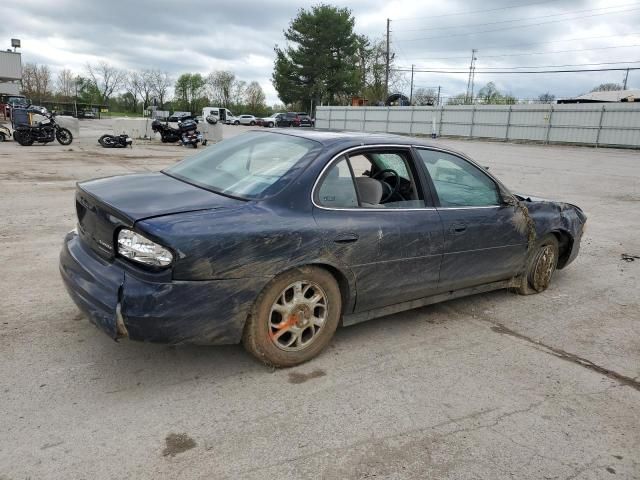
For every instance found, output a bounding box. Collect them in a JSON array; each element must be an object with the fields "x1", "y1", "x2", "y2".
[{"x1": 59, "y1": 231, "x2": 269, "y2": 345}]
